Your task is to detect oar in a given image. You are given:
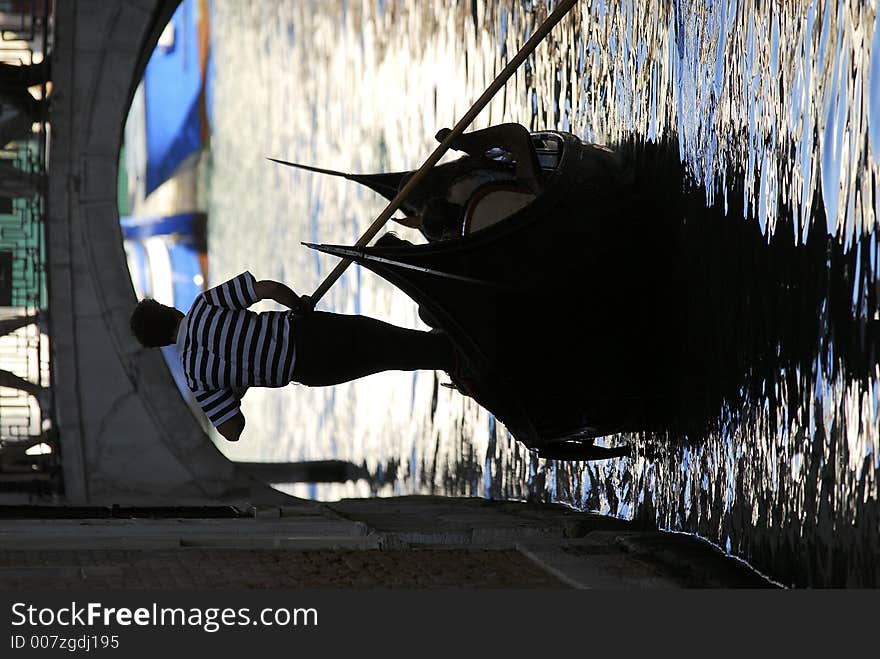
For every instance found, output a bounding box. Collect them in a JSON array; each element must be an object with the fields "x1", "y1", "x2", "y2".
[{"x1": 308, "y1": 0, "x2": 578, "y2": 307}]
